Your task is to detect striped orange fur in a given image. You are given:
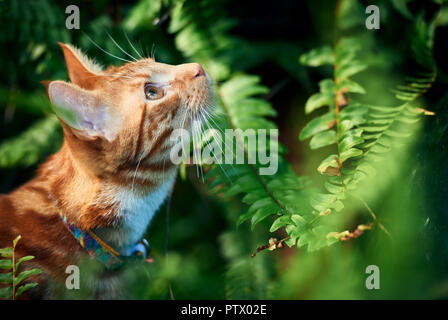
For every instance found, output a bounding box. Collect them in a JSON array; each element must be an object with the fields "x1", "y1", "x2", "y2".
[{"x1": 0, "y1": 43, "x2": 214, "y2": 299}]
